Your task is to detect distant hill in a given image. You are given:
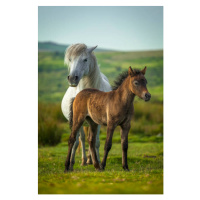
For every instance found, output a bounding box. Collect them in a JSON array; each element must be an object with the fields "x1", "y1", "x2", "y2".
[
  {"x1": 38, "y1": 42, "x2": 68, "y2": 52},
  {"x1": 38, "y1": 41, "x2": 116, "y2": 53}
]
